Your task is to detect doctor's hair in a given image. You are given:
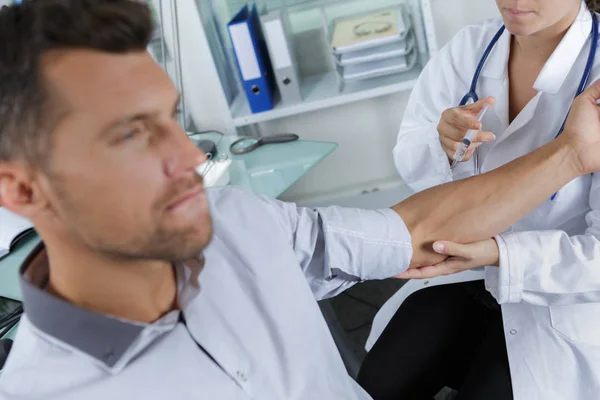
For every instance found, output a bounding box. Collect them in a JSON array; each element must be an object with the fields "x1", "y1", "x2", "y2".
[
  {"x1": 0, "y1": 0, "x2": 153, "y2": 167},
  {"x1": 588, "y1": 0, "x2": 600, "y2": 13}
]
